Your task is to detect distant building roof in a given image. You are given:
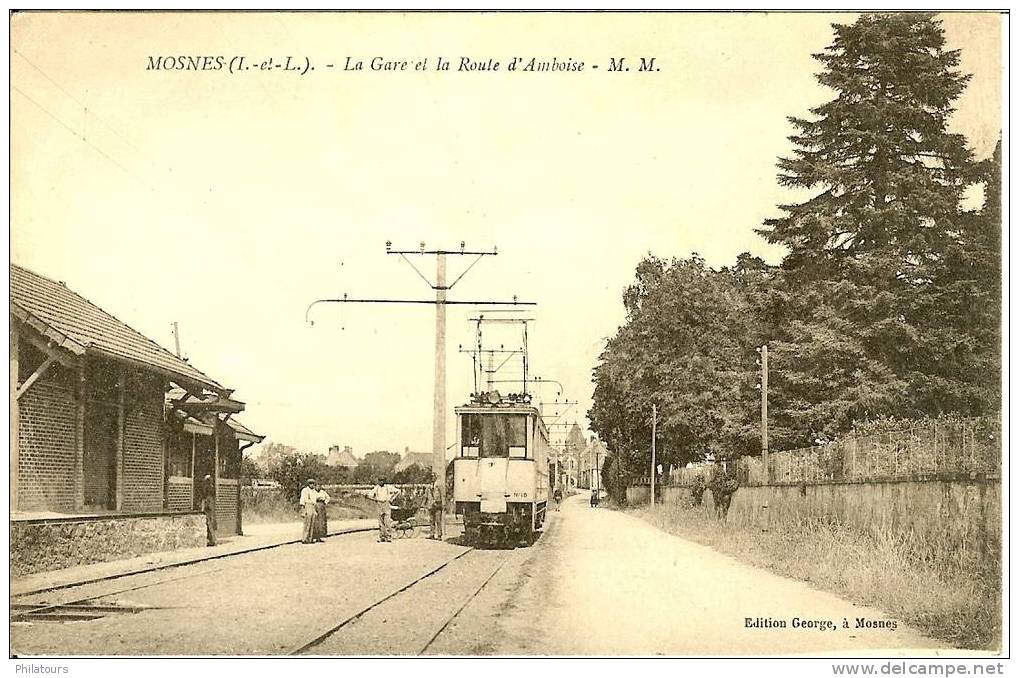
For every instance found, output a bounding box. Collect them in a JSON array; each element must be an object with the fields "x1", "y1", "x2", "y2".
[
  {"x1": 396, "y1": 452, "x2": 432, "y2": 472},
  {"x1": 10, "y1": 263, "x2": 224, "y2": 392},
  {"x1": 326, "y1": 446, "x2": 359, "y2": 468}
]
